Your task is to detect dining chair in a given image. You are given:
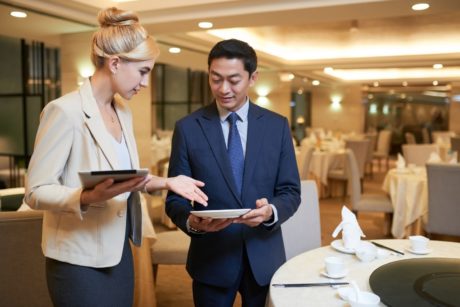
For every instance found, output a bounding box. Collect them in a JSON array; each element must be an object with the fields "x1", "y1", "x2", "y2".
[
  {"x1": 425, "y1": 163, "x2": 460, "y2": 238},
  {"x1": 364, "y1": 133, "x2": 377, "y2": 177},
  {"x1": 421, "y1": 127, "x2": 431, "y2": 144},
  {"x1": 402, "y1": 144, "x2": 439, "y2": 166},
  {"x1": 346, "y1": 150, "x2": 393, "y2": 235},
  {"x1": 151, "y1": 229, "x2": 190, "y2": 283},
  {"x1": 451, "y1": 136, "x2": 460, "y2": 162},
  {"x1": 297, "y1": 145, "x2": 314, "y2": 180},
  {"x1": 373, "y1": 130, "x2": 392, "y2": 171},
  {"x1": 0, "y1": 210, "x2": 52, "y2": 307},
  {"x1": 328, "y1": 139, "x2": 369, "y2": 196},
  {"x1": 431, "y1": 131, "x2": 455, "y2": 145},
  {"x1": 404, "y1": 132, "x2": 416, "y2": 144},
  {"x1": 281, "y1": 180, "x2": 321, "y2": 260},
  {"x1": 0, "y1": 187, "x2": 25, "y2": 211}
]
